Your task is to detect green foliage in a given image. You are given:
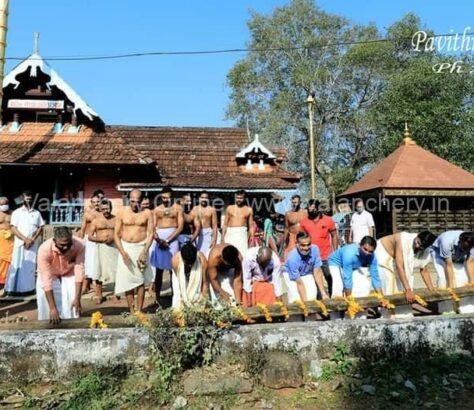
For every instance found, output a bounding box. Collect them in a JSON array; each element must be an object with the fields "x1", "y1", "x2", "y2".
[
  {"x1": 321, "y1": 343, "x2": 353, "y2": 380},
  {"x1": 226, "y1": 1, "x2": 474, "y2": 196}
]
